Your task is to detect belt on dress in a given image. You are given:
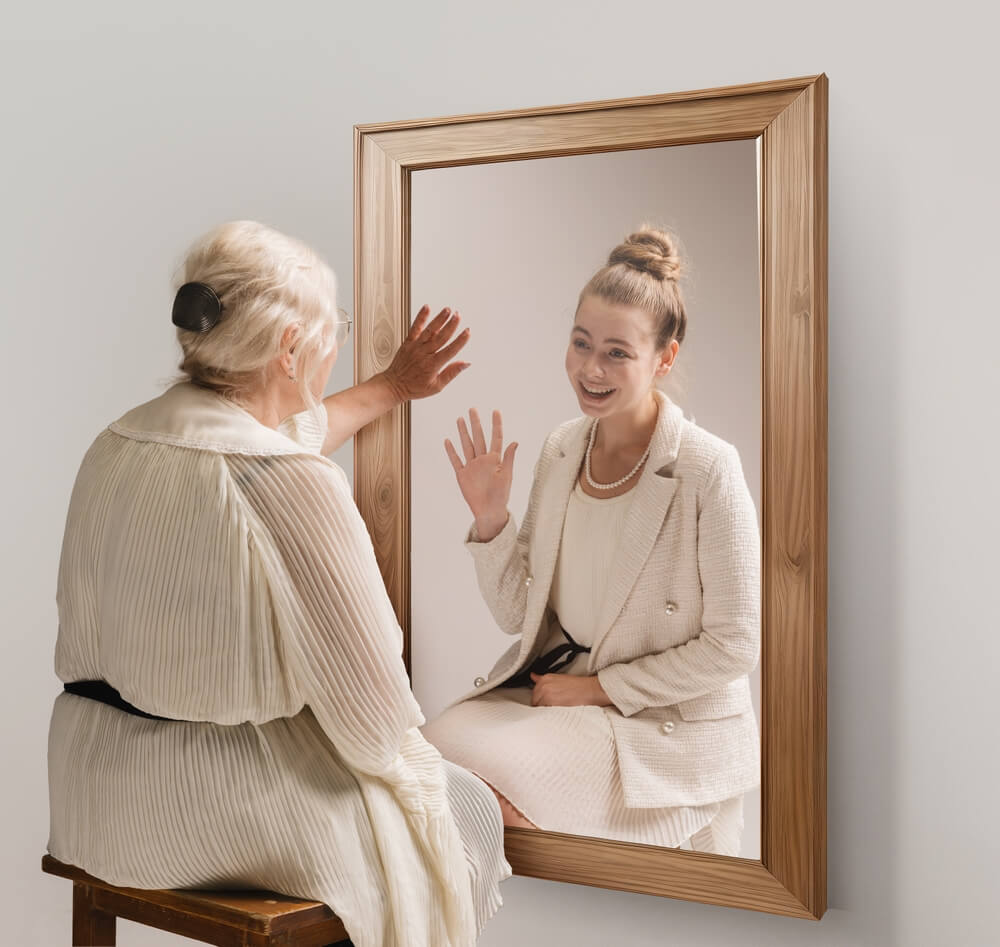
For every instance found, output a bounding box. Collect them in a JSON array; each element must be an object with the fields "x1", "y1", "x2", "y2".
[
  {"x1": 497, "y1": 623, "x2": 591, "y2": 689},
  {"x1": 63, "y1": 679, "x2": 183, "y2": 721}
]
